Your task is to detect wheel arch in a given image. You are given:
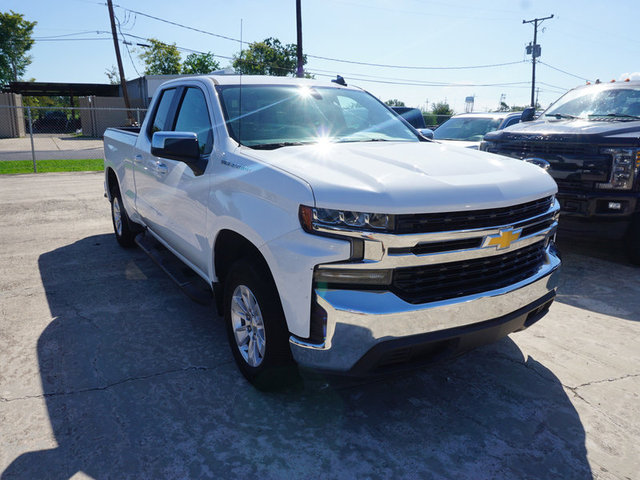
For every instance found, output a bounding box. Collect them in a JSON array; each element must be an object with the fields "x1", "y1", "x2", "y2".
[
  {"x1": 213, "y1": 229, "x2": 281, "y2": 316},
  {"x1": 105, "y1": 167, "x2": 119, "y2": 201}
]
